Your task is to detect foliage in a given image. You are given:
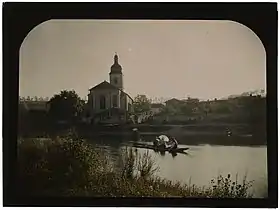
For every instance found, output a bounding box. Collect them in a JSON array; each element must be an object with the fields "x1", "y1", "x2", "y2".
[
  {"x1": 179, "y1": 104, "x2": 196, "y2": 115},
  {"x1": 162, "y1": 105, "x2": 176, "y2": 115},
  {"x1": 155, "y1": 92, "x2": 265, "y2": 129},
  {"x1": 118, "y1": 147, "x2": 158, "y2": 179},
  {"x1": 238, "y1": 95, "x2": 266, "y2": 122},
  {"x1": 17, "y1": 134, "x2": 255, "y2": 198},
  {"x1": 119, "y1": 147, "x2": 137, "y2": 179},
  {"x1": 17, "y1": 135, "x2": 107, "y2": 196},
  {"x1": 213, "y1": 103, "x2": 232, "y2": 114},
  {"x1": 48, "y1": 90, "x2": 85, "y2": 122},
  {"x1": 133, "y1": 94, "x2": 151, "y2": 114},
  {"x1": 136, "y1": 150, "x2": 159, "y2": 178},
  {"x1": 207, "y1": 174, "x2": 253, "y2": 198},
  {"x1": 19, "y1": 96, "x2": 50, "y2": 101}
]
